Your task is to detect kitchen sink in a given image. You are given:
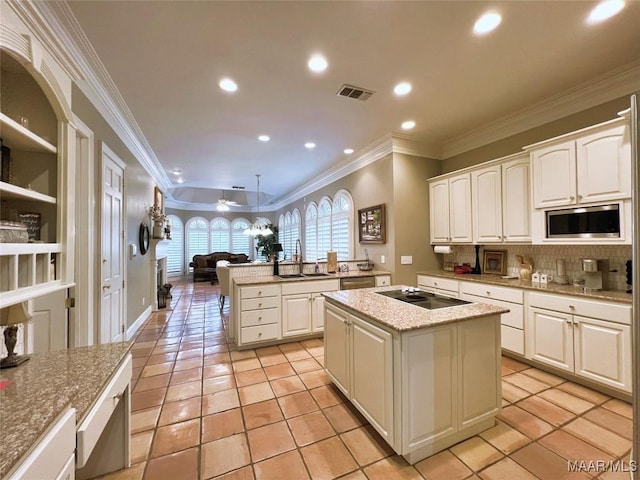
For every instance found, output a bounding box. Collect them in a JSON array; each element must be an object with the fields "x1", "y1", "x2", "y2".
[
  {"x1": 303, "y1": 272, "x2": 330, "y2": 277},
  {"x1": 277, "y1": 272, "x2": 331, "y2": 279},
  {"x1": 277, "y1": 274, "x2": 305, "y2": 278}
]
